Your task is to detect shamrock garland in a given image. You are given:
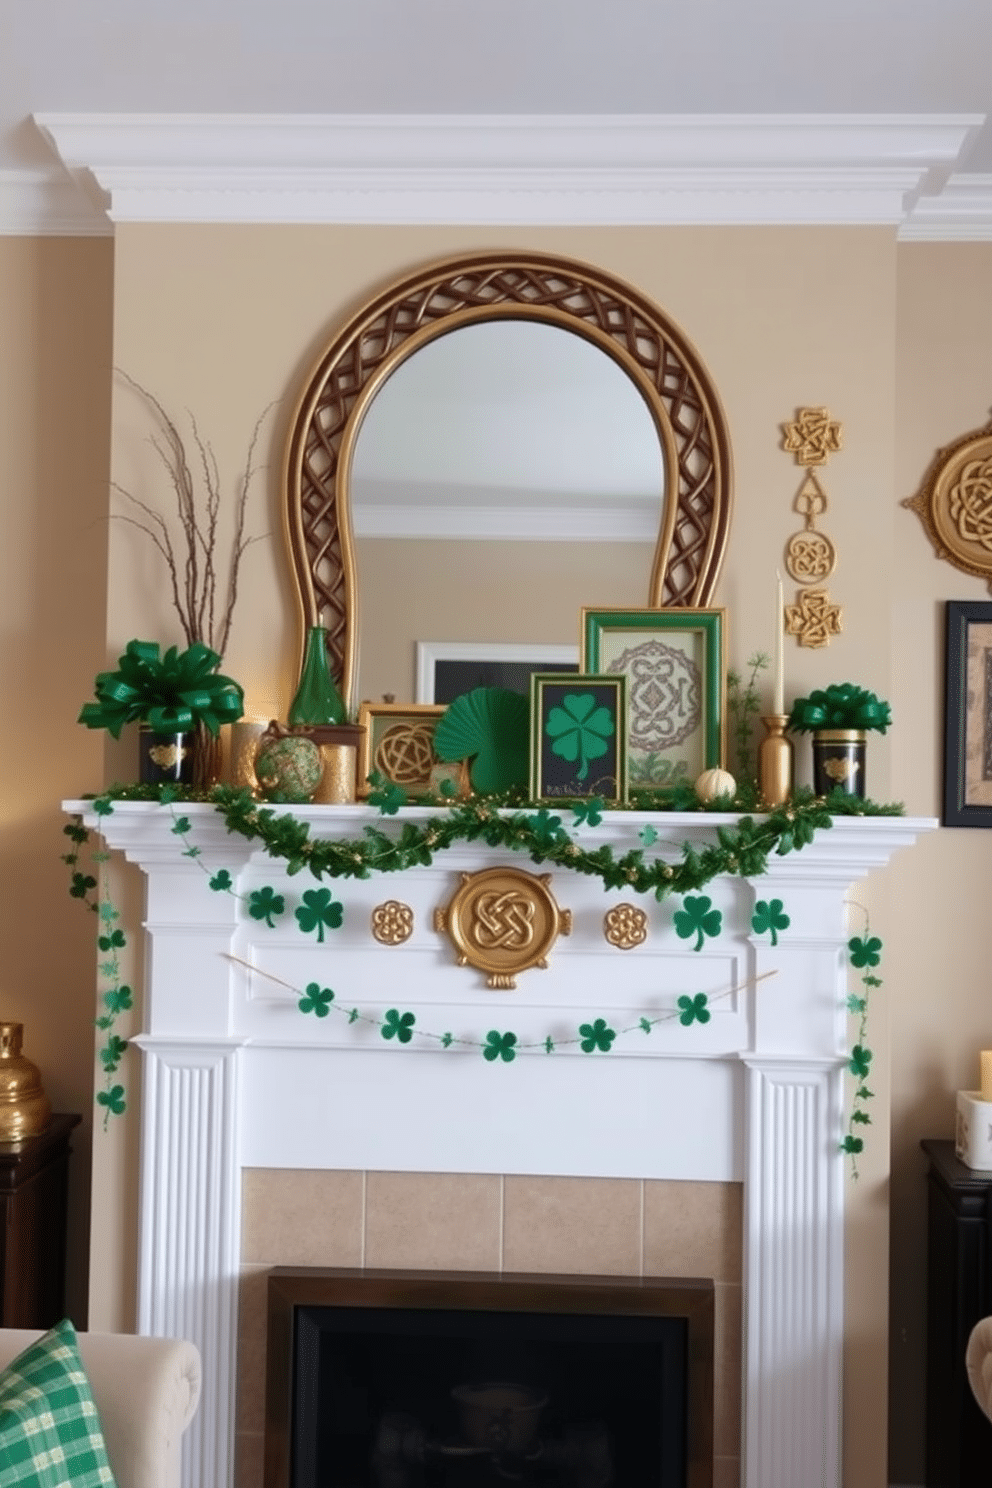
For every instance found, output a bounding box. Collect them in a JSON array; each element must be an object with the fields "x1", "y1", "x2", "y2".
[{"x1": 843, "y1": 913, "x2": 883, "y2": 1177}]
